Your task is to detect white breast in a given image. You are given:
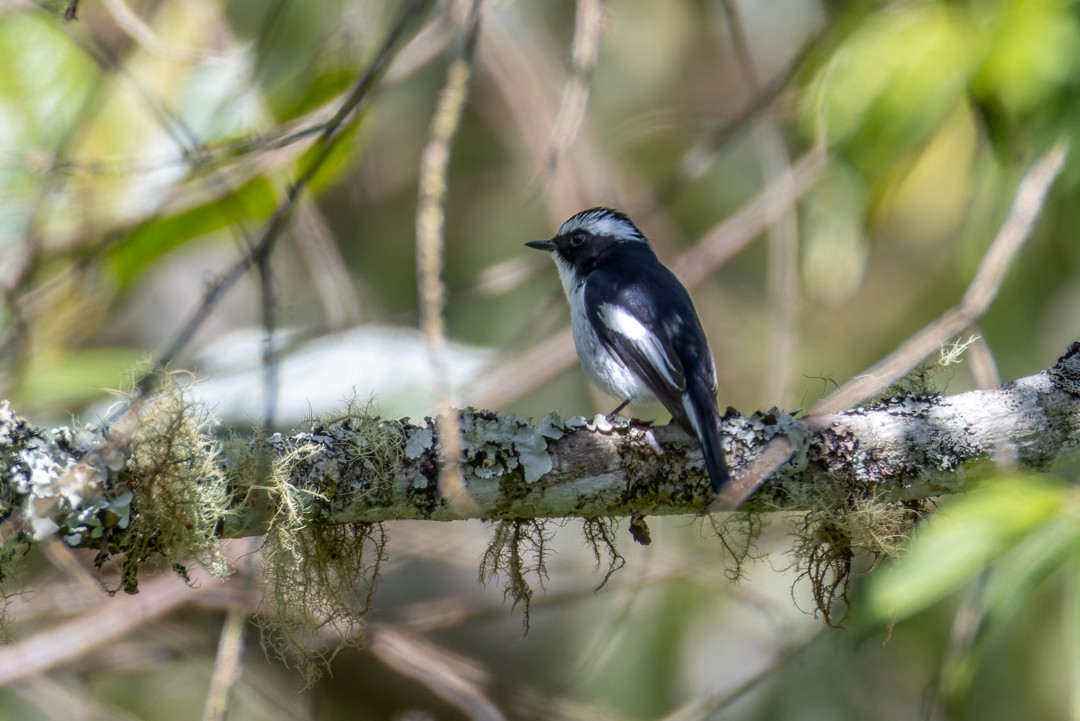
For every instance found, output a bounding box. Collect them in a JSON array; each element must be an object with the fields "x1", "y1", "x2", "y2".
[{"x1": 568, "y1": 282, "x2": 654, "y2": 403}]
